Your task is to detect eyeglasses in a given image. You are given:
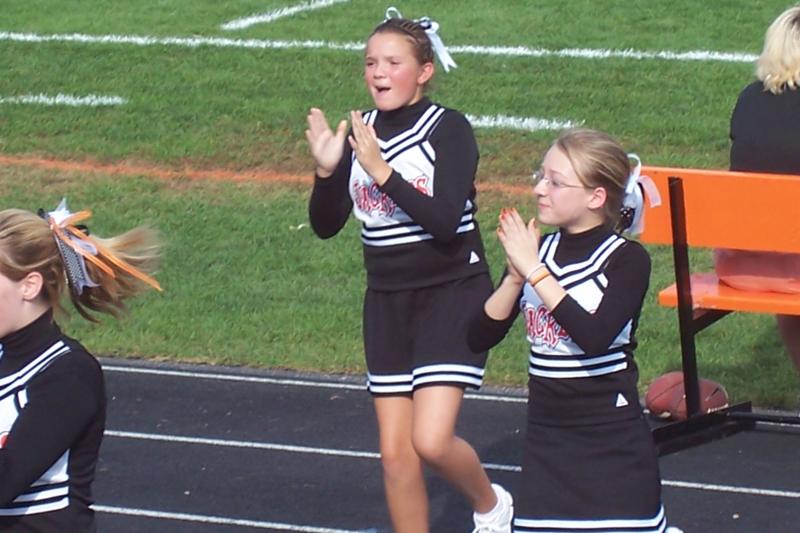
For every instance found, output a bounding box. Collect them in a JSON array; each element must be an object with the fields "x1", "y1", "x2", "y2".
[{"x1": 531, "y1": 169, "x2": 587, "y2": 191}]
